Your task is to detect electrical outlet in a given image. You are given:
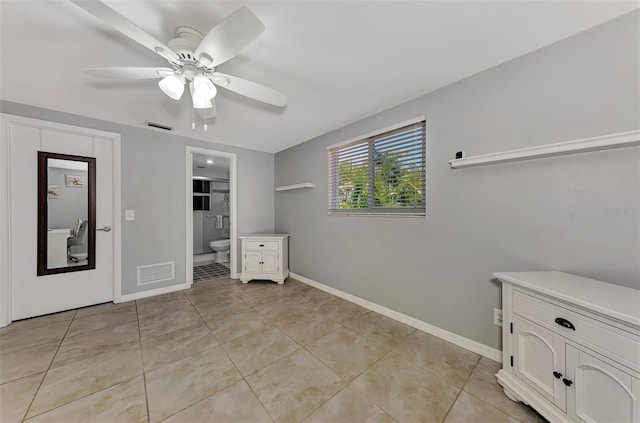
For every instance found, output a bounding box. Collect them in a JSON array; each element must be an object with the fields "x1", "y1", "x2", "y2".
[{"x1": 494, "y1": 308, "x2": 503, "y2": 326}]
